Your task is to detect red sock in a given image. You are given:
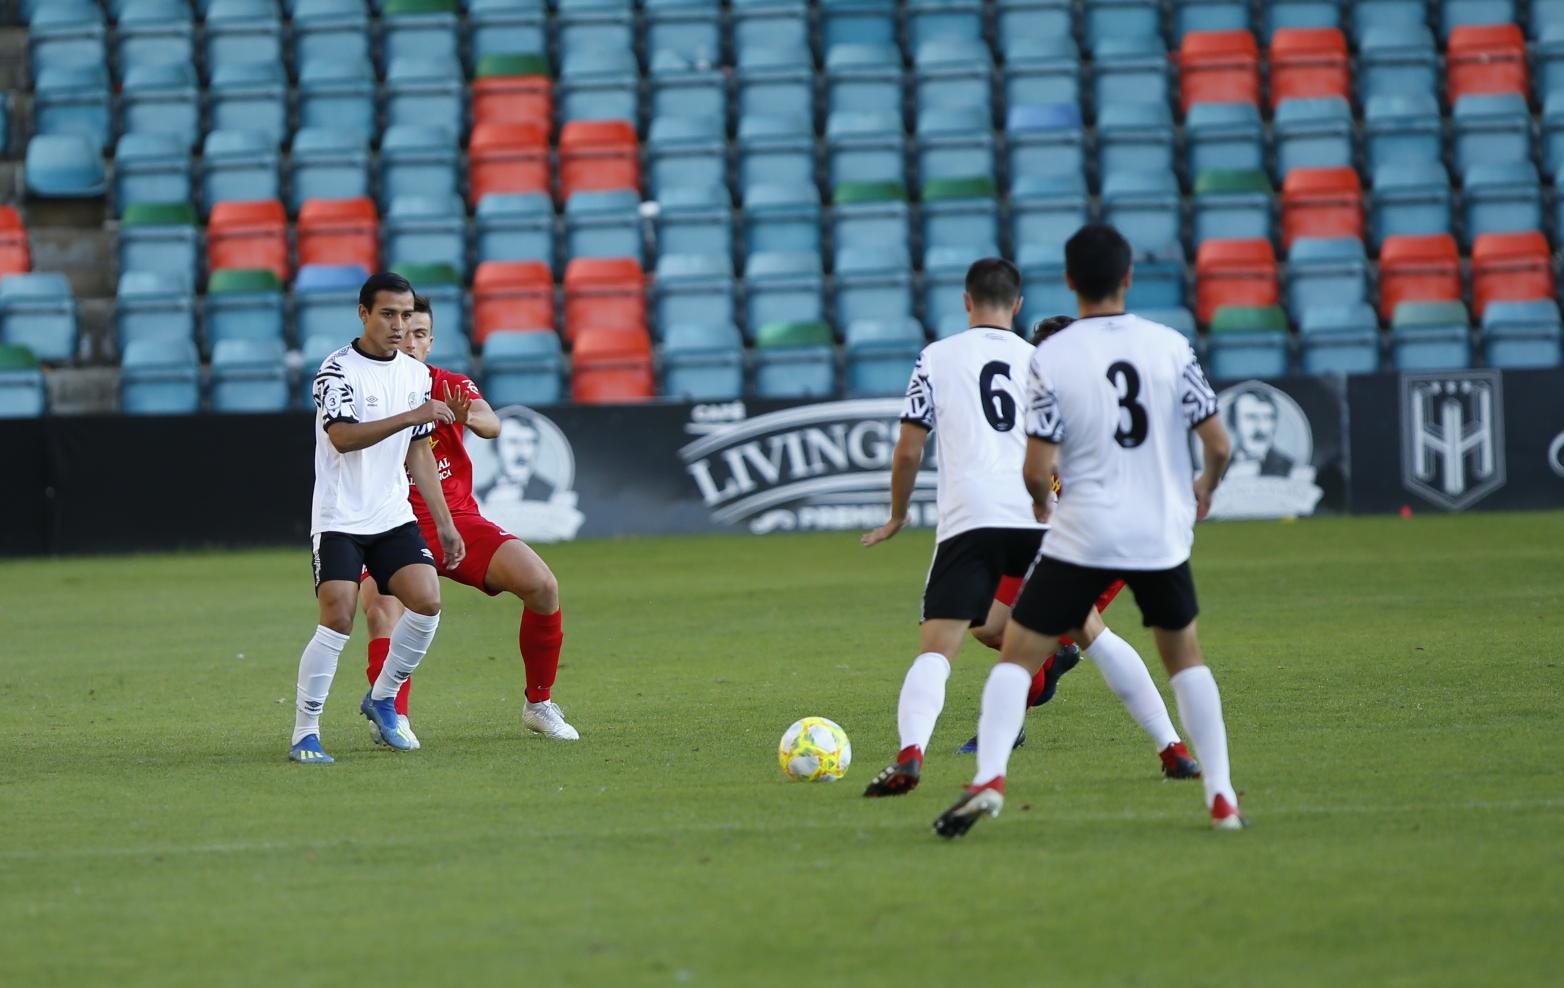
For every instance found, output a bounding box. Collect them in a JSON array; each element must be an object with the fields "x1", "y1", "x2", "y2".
[
  {"x1": 1059, "y1": 635, "x2": 1075, "y2": 648},
  {"x1": 519, "y1": 608, "x2": 563, "y2": 704},
  {"x1": 366, "y1": 637, "x2": 412, "y2": 717},
  {"x1": 1026, "y1": 654, "x2": 1055, "y2": 706},
  {"x1": 898, "y1": 744, "x2": 924, "y2": 766}
]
